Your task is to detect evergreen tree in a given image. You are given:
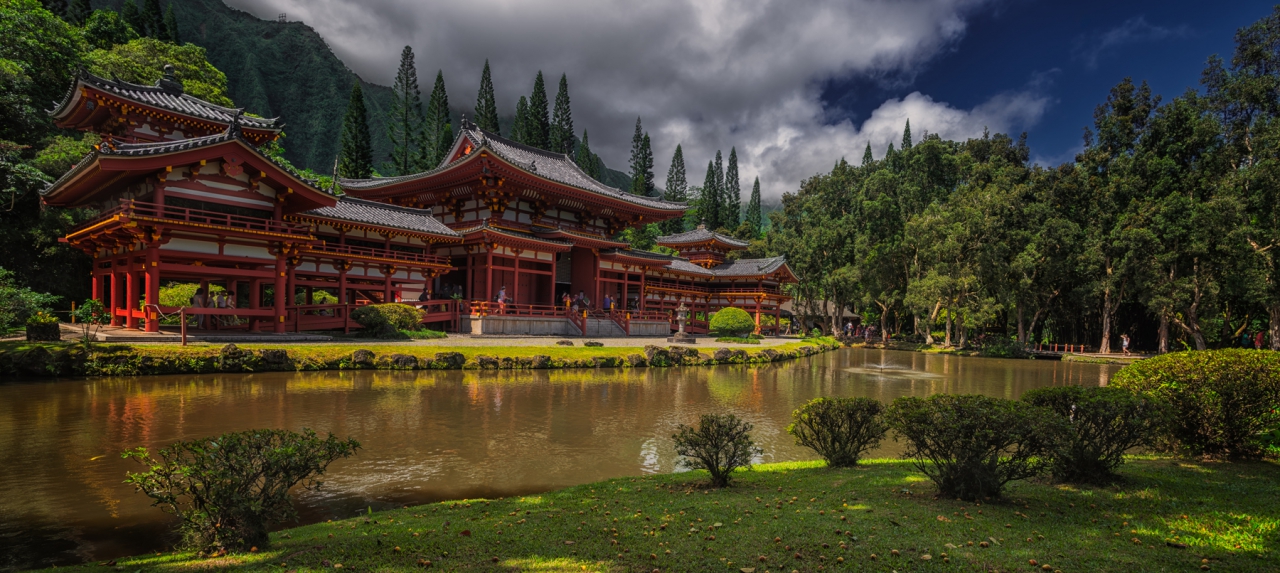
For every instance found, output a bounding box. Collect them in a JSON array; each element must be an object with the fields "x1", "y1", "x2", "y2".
[
  {"x1": 387, "y1": 46, "x2": 423, "y2": 176},
  {"x1": 338, "y1": 83, "x2": 373, "y2": 179},
  {"x1": 713, "y1": 150, "x2": 726, "y2": 229},
  {"x1": 162, "y1": 3, "x2": 178, "y2": 43},
  {"x1": 549, "y1": 73, "x2": 574, "y2": 155},
  {"x1": 41, "y1": 0, "x2": 67, "y2": 18},
  {"x1": 639, "y1": 133, "x2": 655, "y2": 196},
  {"x1": 862, "y1": 142, "x2": 874, "y2": 166},
  {"x1": 902, "y1": 119, "x2": 913, "y2": 150},
  {"x1": 700, "y1": 160, "x2": 720, "y2": 229},
  {"x1": 511, "y1": 96, "x2": 529, "y2": 144},
  {"x1": 66, "y1": 0, "x2": 91, "y2": 25},
  {"x1": 121, "y1": 0, "x2": 144, "y2": 36},
  {"x1": 421, "y1": 70, "x2": 452, "y2": 168},
  {"x1": 575, "y1": 130, "x2": 597, "y2": 178},
  {"x1": 724, "y1": 147, "x2": 740, "y2": 227},
  {"x1": 628, "y1": 118, "x2": 645, "y2": 194},
  {"x1": 141, "y1": 0, "x2": 162, "y2": 37},
  {"x1": 526, "y1": 71, "x2": 550, "y2": 149},
  {"x1": 474, "y1": 59, "x2": 500, "y2": 134},
  {"x1": 661, "y1": 144, "x2": 688, "y2": 234},
  {"x1": 745, "y1": 176, "x2": 762, "y2": 236}
]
